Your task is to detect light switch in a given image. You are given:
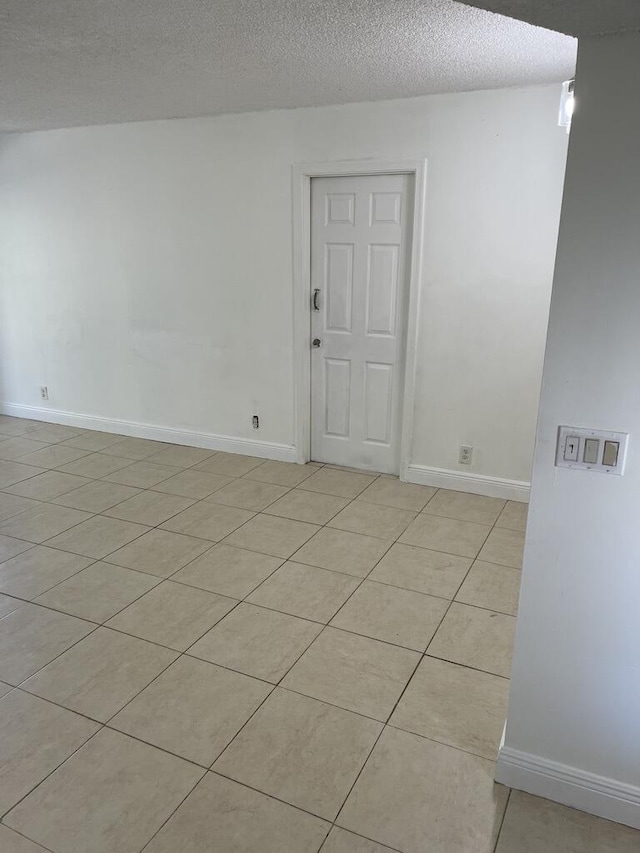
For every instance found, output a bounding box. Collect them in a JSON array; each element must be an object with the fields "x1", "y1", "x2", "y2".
[
  {"x1": 564, "y1": 435, "x2": 580, "y2": 462},
  {"x1": 602, "y1": 441, "x2": 620, "y2": 467},
  {"x1": 556, "y1": 426, "x2": 628, "y2": 475},
  {"x1": 583, "y1": 438, "x2": 600, "y2": 464}
]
